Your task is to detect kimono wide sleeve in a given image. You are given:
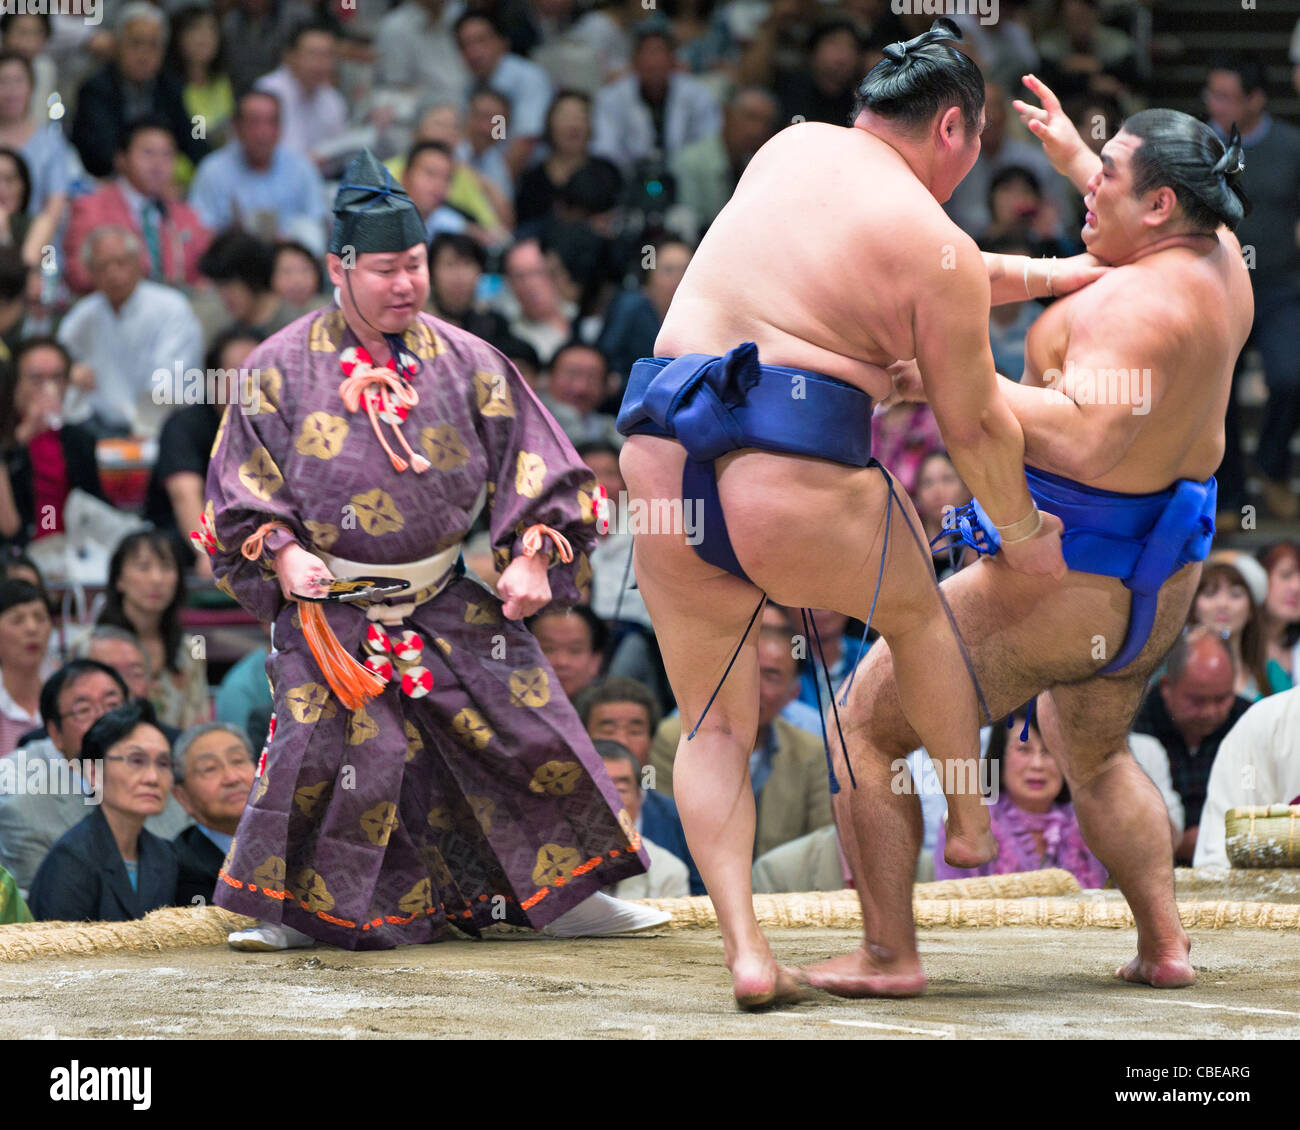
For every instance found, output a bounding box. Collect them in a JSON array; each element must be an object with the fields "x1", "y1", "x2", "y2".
[
  {"x1": 204, "y1": 357, "x2": 308, "y2": 625},
  {"x1": 472, "y1": 346, "x2": 599, "y2": 611}
]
